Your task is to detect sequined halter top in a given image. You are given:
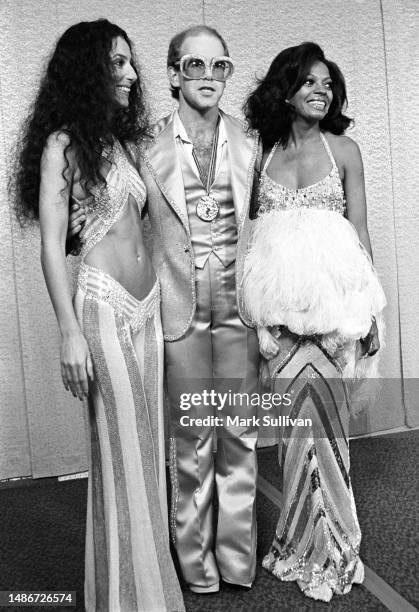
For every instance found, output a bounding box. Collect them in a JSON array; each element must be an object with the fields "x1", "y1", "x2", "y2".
[
  {"x1": 257, "y1": 132, "x2": 346, "y2": 216},
  {"x1": 78, "y1": 139, "x2": 146, "y2": 260}
]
